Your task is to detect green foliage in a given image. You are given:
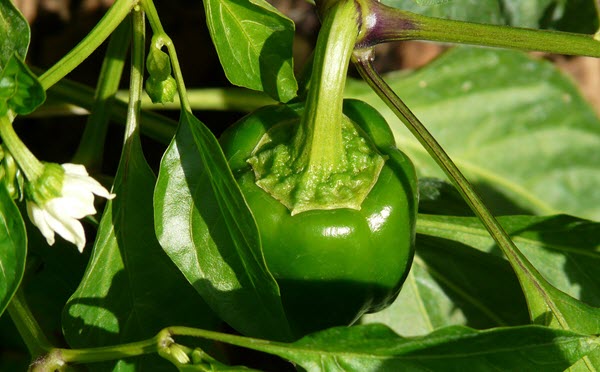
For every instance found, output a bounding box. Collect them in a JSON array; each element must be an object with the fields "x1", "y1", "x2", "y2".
[
  {"x1": 347, "y1": 47, "x2": 600, "y2": 220},
  {"x1": 0, "y1": 0, "x2": 30, "y2": 68},
  {"x1": 3, "y1": 0, "x2": 600, "y2": 370},
  {"x1": 153, "y1": 111, "x2": 291, "y2": 341},
  {"x1": 364, "y1": 213, "x2": 600, "y2": 335},
  {"x1": 0, "y1": 54, "x2": 45, "y2": 116},
  {"x1": 271, "y1": 324, "x2": 599, "y2": 371},
  {"x1": 203, "y1": 0, "x2": 297, "y2": 102},
  {"x1": 165, "y1": 324, "x2": 600, "y2": 371},
  {"x1": 397, "y1": 0, "x2": 599, "y2": 32},
  {"x1": 63, "y1": 114, "x2": 219, "y2": 370},
  {"x1": 0, "y1": 185, "x2": 26, "y2": 316}
]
